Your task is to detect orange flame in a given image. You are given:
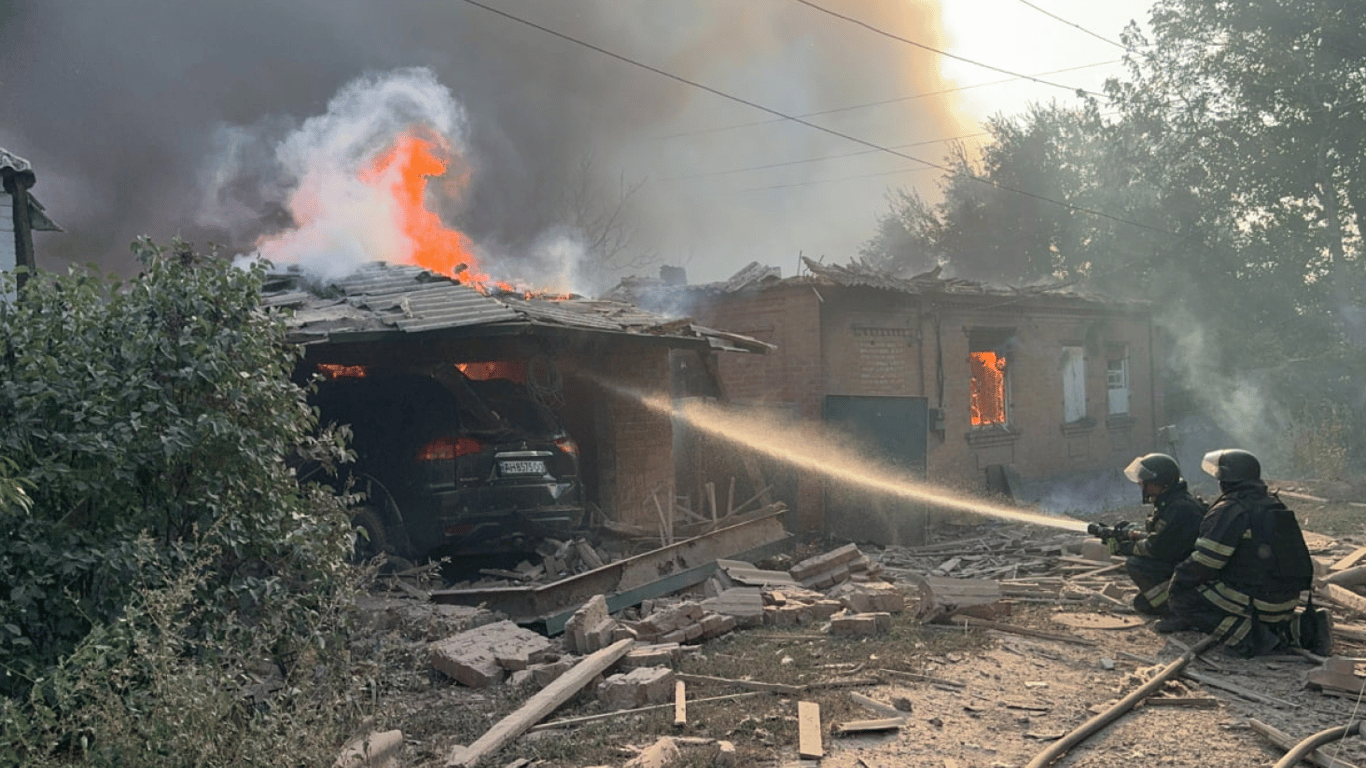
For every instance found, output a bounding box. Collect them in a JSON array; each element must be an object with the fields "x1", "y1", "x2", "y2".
[
  {"x1": 969, "y1": 351, "x2": 1007, "y2": 426},
  {"x1": 361, "y1": 131, "x2": 488, "y2": 285}
]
